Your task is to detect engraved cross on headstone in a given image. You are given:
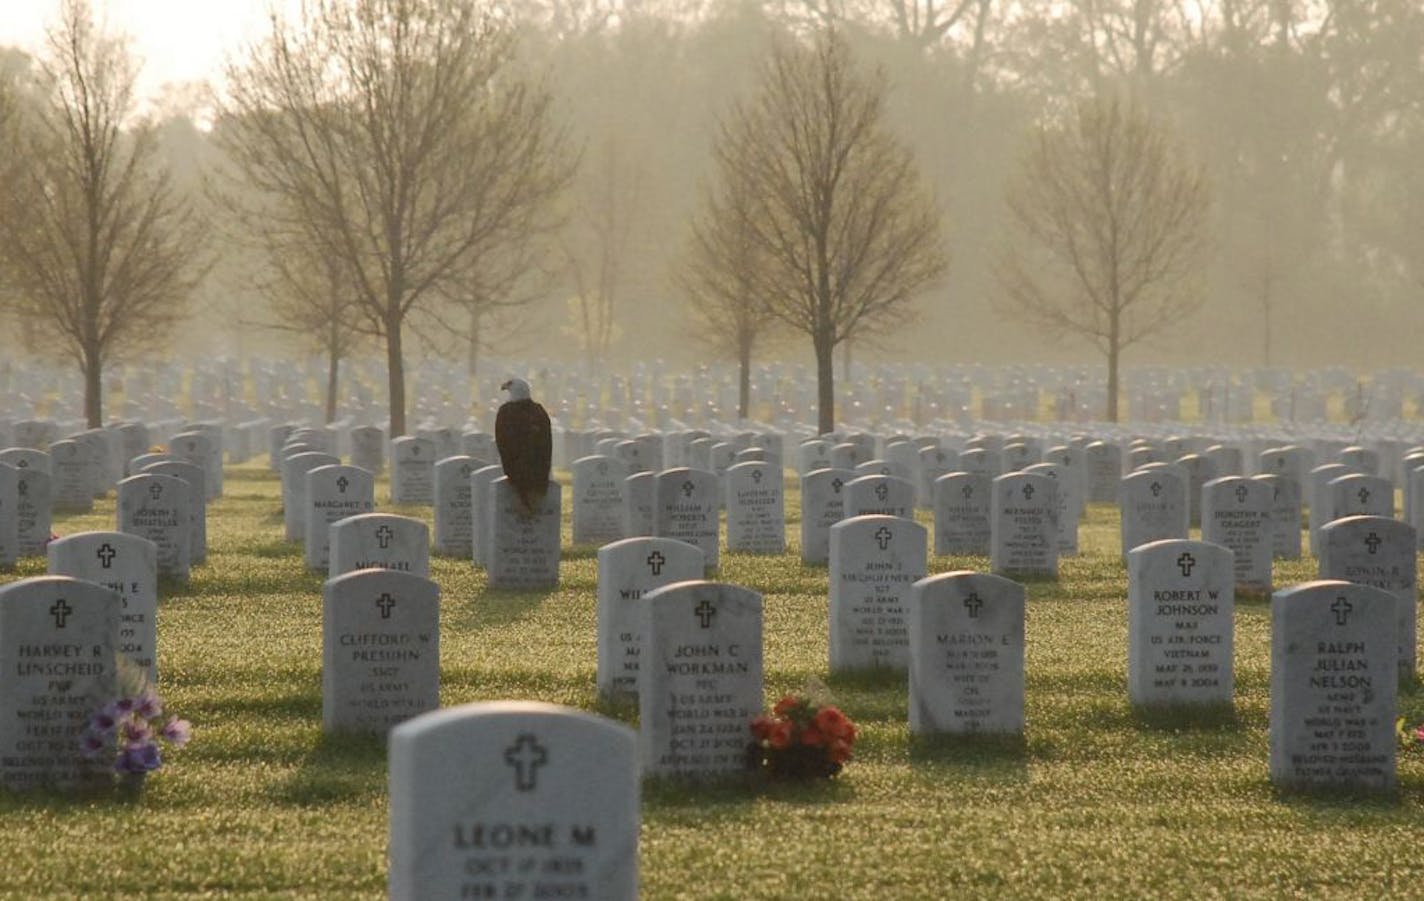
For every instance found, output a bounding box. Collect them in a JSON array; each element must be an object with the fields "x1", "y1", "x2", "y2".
[
  {"x1": 97, "y1": 543, "x2": 117, "y2": 569},
  {"x1": 149, "y1": 483, "x2": 163, "y2": 500},
  {"x1": 1177, "y1": 552, "x2": 1196, "y2": 577},
  {"x1": 874, "y1": 483, "x2": 889, "y2": 502},
  {"x1": 694, "y1": 599, "x2": 716, "y2": 628},
  {"x1": 1150, "y1": 481, "x2": 1162, "y2": 498},
  {"x1": 963, "y1": 592, "x2": 983, "y2": 618},
  {"x1": 681, "y1": 480, "x2": 695, "y2": 498},
  {"x1": 1357, "y1": 487, "x2": 1371, "y2": 506},
  {"x1": 1235, "y1": 484, "x2": 1249, "y2": 503},
  {"x1": 1022, "y1": 483, "x2": 1035, "y2": 501},
  {"x1": 50, "y1": 599, "x2": 73, "y2": 629},
  {"x1": 503, "y1": 734, "x2": 548, "y2": 792},
  {"x1": 336, "y1": 475, "x2": 349, "y2": 494},
  {"x1": 376, "y1": 525, "x2": 393, "y2": 549},
  {"x1": 376, "y1": 593, "x2": 396, "y2": 619},
  {"x1": 751, "y1": 469, "x2": 763, "y2": 484},
  {"x1": 1331, "y1": 596, "x2": 1353, "y2": 626},
  {"x1": 646, "y1": 551, "x2": 665, "y2": 575},
  {"x1": 831, "y1": 477, "x2": 844, "y2": 493},
  {"x1": 874, "y1": 526, "x2": 893, "y2": 550},
  {"x1": 1364, "y1": 532, "x2": 1382, "y2": 555},
  {"x1": 961, "y1": 483, "x2": 973, "y2": 499}
]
